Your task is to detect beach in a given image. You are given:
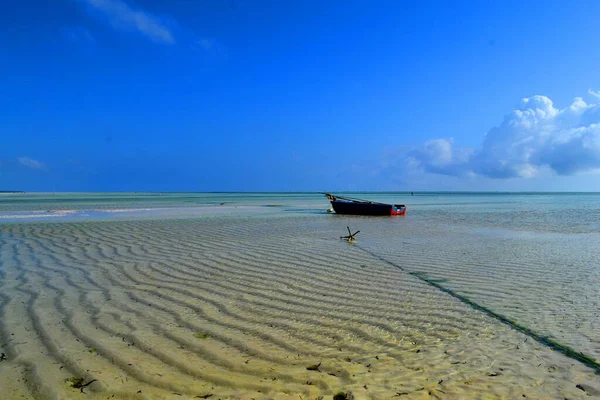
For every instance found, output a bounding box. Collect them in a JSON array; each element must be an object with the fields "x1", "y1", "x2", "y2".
[{"x1": 1, "y1": 193, "x2": 599, "y2": 399}]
